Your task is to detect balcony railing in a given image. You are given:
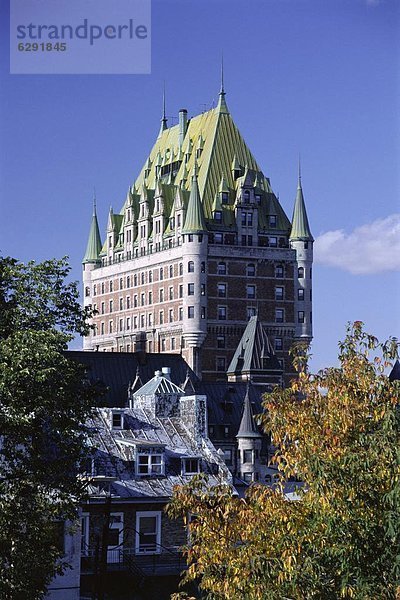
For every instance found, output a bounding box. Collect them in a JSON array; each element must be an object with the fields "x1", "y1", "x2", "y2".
[{"x1": 81, "y1": 542, "x2": 185, "y2": 577}]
